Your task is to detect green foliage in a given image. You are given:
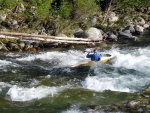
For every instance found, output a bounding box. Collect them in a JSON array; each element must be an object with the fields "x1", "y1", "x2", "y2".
[
  {"x1": 23, "y1": 0, "x2": 43, "y2": 5},
  {"x1": 115, "y1": 0, "x2": 150, "y2": 8},
  {"x1": 0, "y1": 0, "x2": 18, "y2": 9},
  {"x1": 59, "y1": 1, "x2": 72, "y2": 19},
  {"x1": 23, "y1": 0, "x2": 52, "y2": 18},
  {"x1": 73, "y1": 0, "x2": 100, "y2": 16},
  {"x1": 36, "y1": 0, "x2": 52, "y2": 18},
  {"x1": 0, "y1": 0, "x2": 149, "y2": 34}
]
